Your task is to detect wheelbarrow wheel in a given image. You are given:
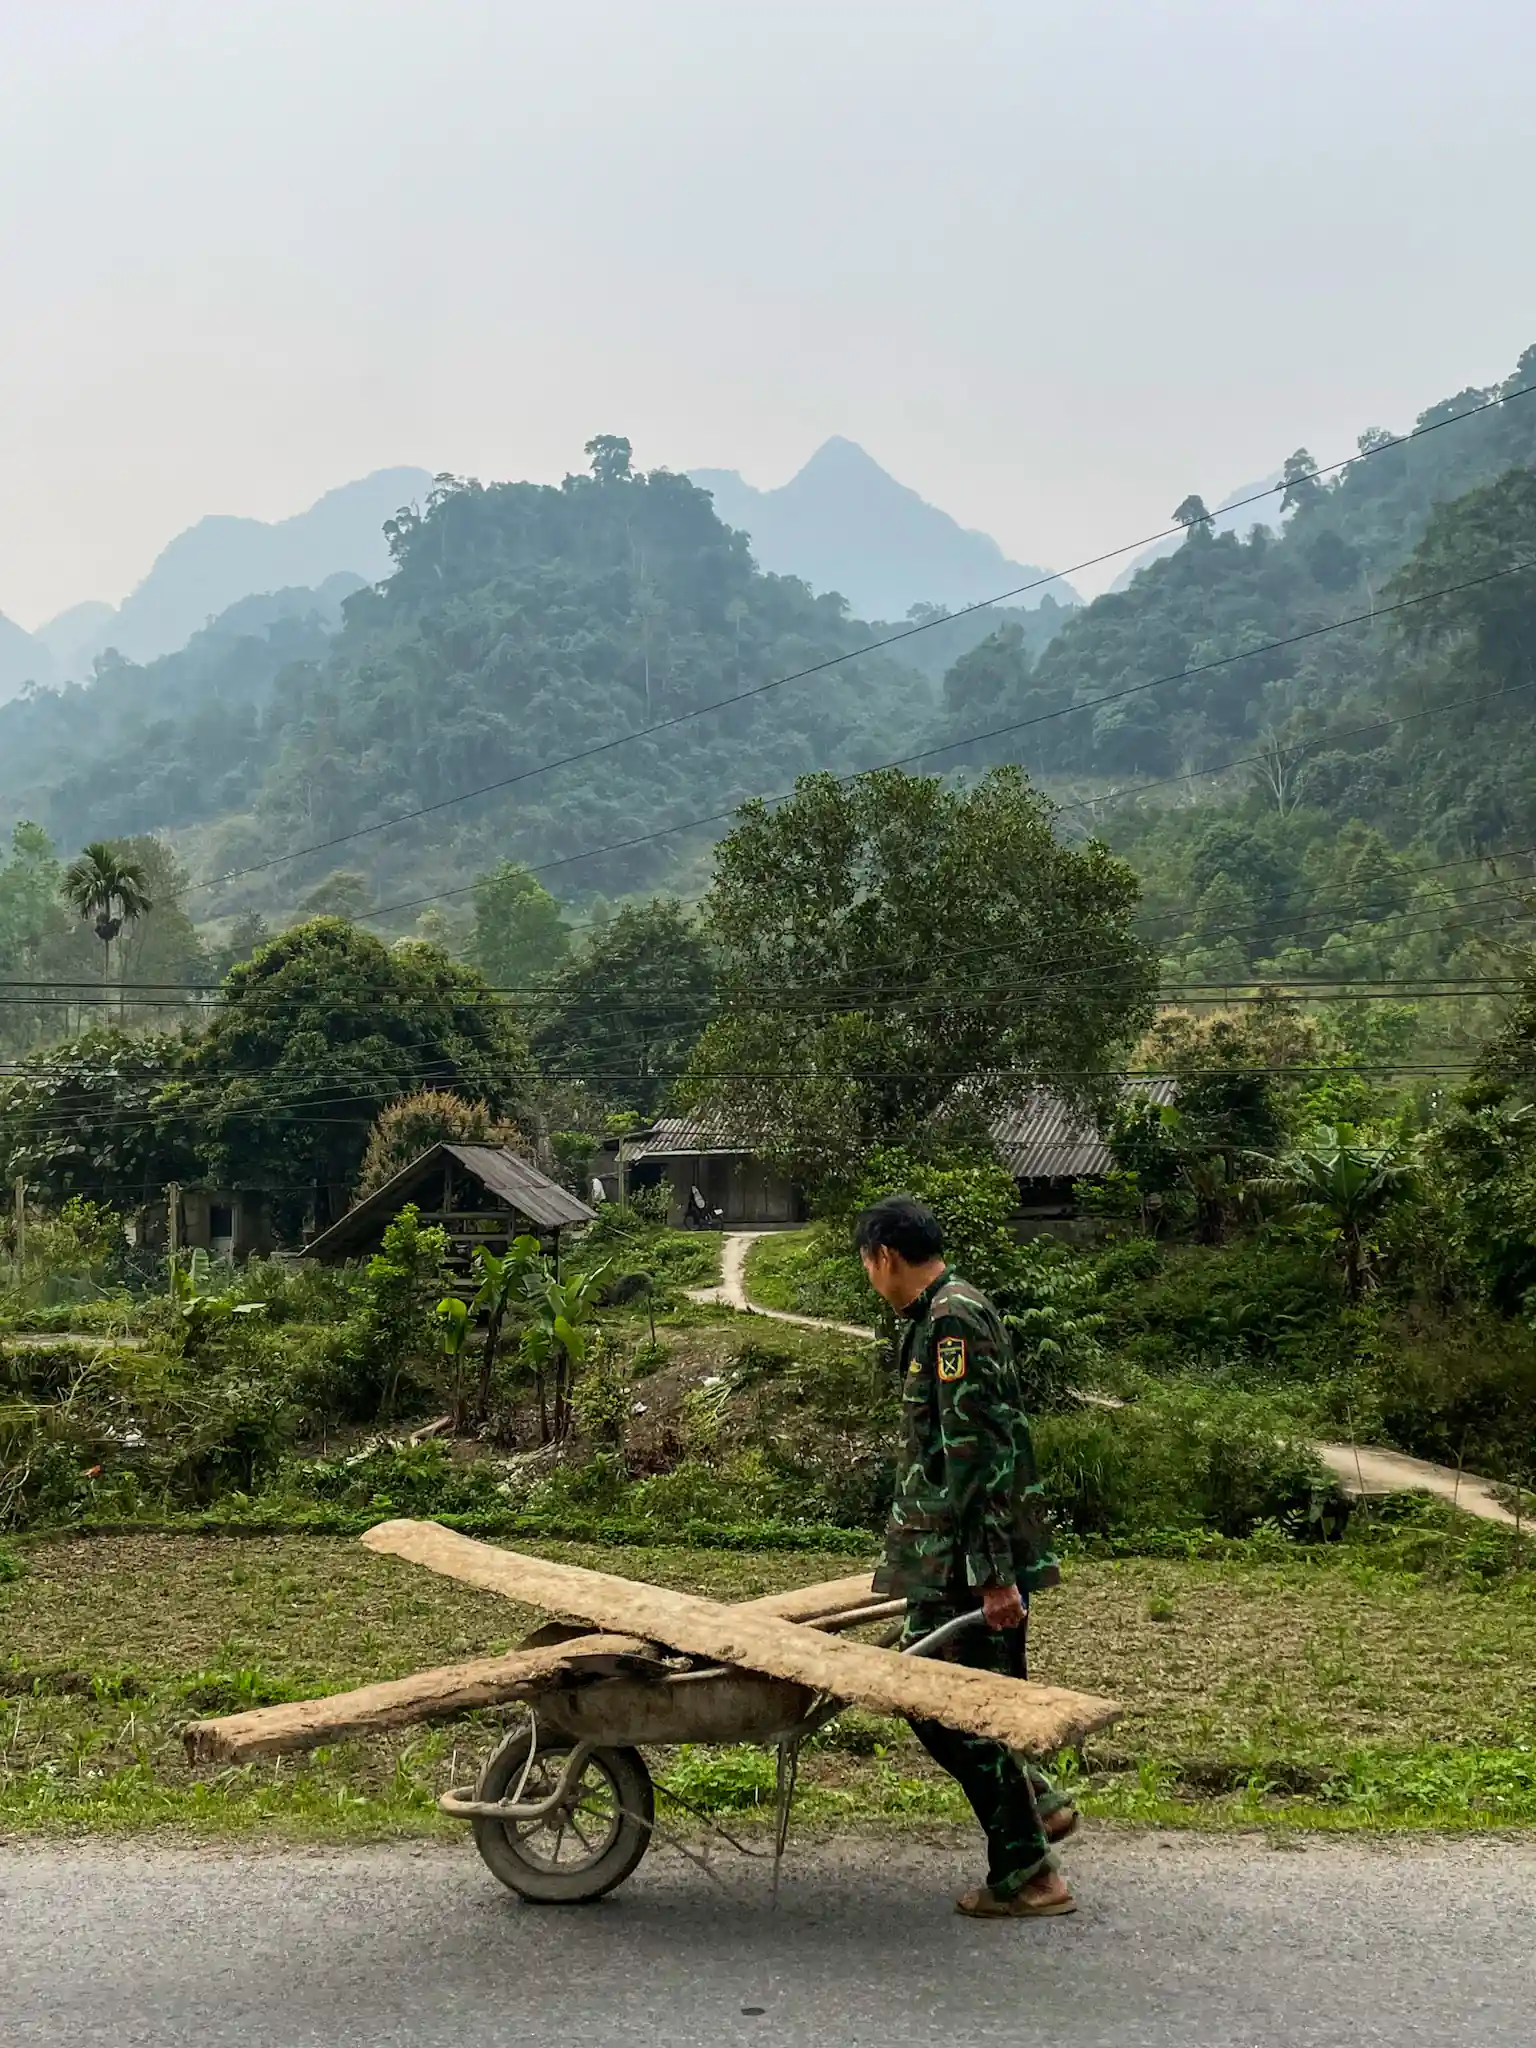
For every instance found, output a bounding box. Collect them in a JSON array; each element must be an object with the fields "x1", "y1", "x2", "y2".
[{"x1": 470, "y1": 1725, "x2": 654, "y2": 1904}]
